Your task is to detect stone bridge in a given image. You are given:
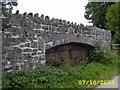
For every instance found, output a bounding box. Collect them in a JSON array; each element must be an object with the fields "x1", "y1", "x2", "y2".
[
  {"x1": 44, "y1": 29, "x2": 111, "y2": 50},
  {"x1": 1, "y1": 10, "x2": 111, "y2": 73}
]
